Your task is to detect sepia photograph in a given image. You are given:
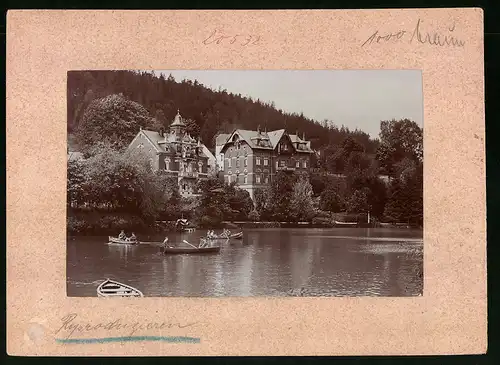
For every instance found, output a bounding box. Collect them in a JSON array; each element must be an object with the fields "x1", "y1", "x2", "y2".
[{"x1": 66, "y1": 70, "x2": 424, "y2": 298}]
